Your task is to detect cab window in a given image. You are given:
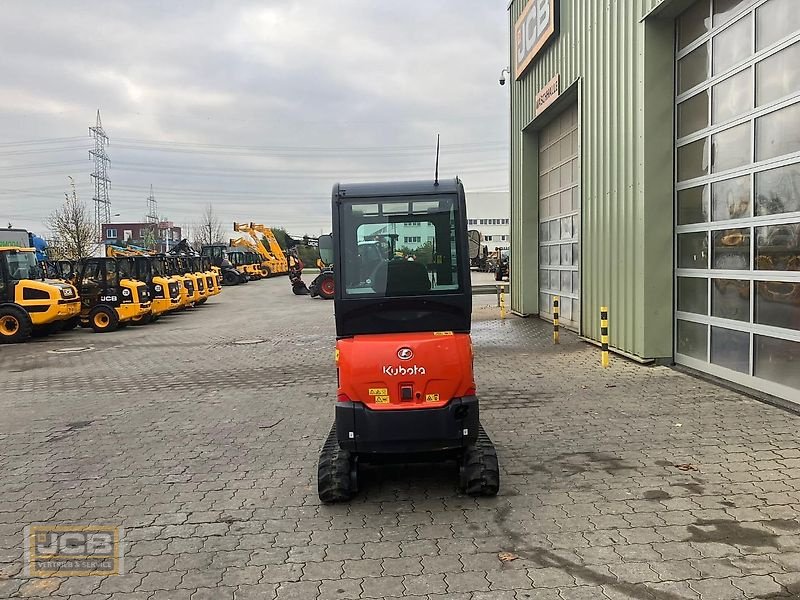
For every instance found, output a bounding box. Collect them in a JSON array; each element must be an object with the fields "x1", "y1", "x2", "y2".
[
  {"x1": 341, "y1": 195, "x2": 461, "y2": 297},
  {"x1": 81, "y1": 261, "x2": 102, "y2": 287}
]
